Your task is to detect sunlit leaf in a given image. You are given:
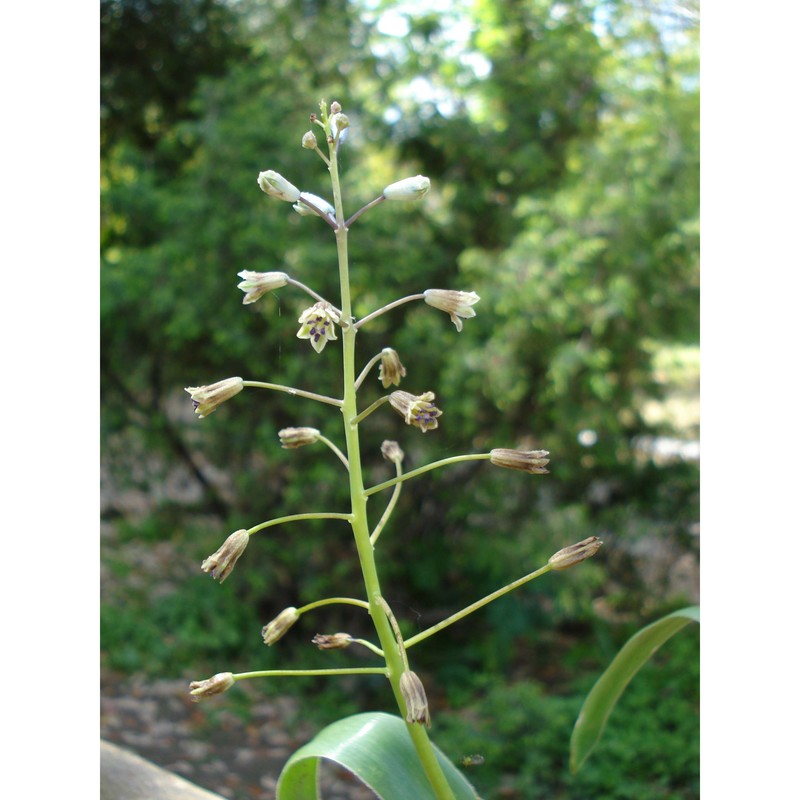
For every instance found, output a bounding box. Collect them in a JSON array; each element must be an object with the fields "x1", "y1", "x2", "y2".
[{"x1": 277, "y1": 712, "x2": 480, "y2": 800}]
